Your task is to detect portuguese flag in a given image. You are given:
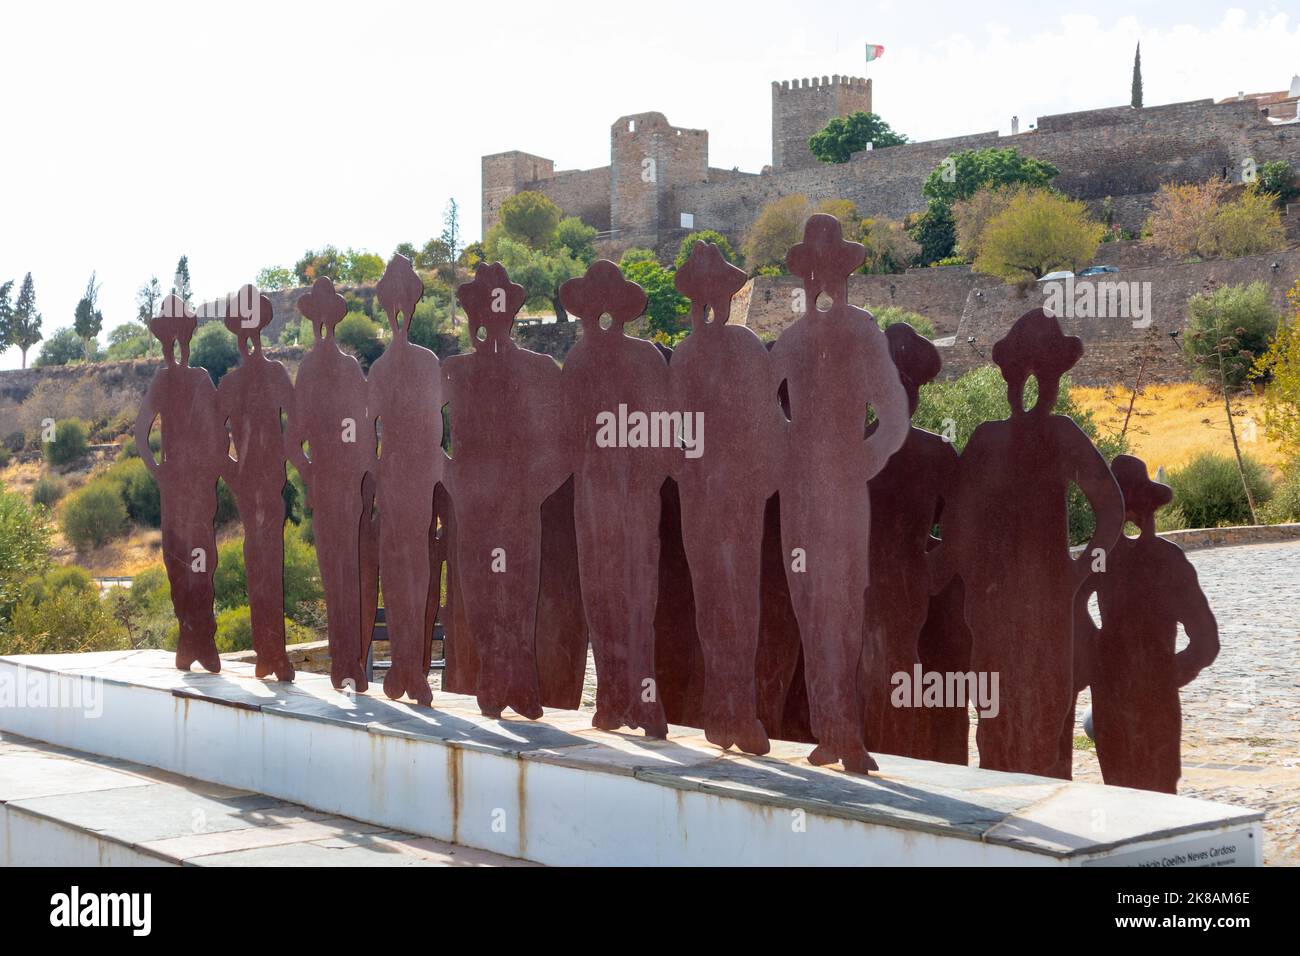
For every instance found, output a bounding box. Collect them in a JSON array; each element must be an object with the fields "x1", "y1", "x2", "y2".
[{"x1": 865, "y1": 43, "x2": 885, "y2": 62}]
